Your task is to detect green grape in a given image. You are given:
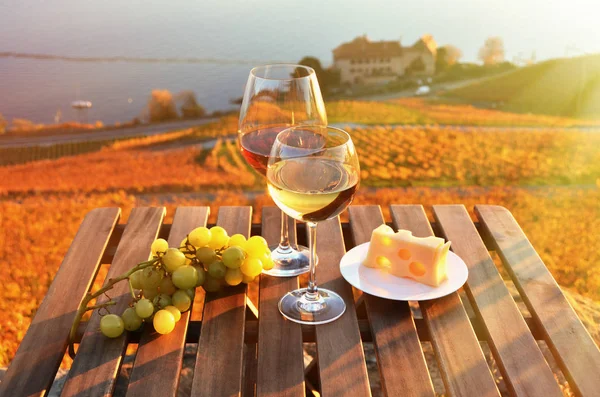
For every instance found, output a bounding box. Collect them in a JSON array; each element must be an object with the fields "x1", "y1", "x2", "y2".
[
  {"x1": 241, "y1": 272, "x2": 255, "y2": 284},
  {"x1": 165, "y1": 305, "x2": 181, "y2": 322},
  {"x1": 203, "y1": 275, "x2": 222, "y2": 292},
  {"x1": 194, "y1": 266, "x2": 206, "y2": 287},
  {"x1": 141, "y1": 267, "x2": 164, "y2": 289},
  {"x1": 153, "y1": 309, "x2": 176, "y2": 334},
  {"x1": 142, "y1": 287, "x2": 159, "y2": 300},
  {"x1": 196, "y1": 247, "x2": 217, "y2": 265},
  {"x1": 261, "y1": 255, "x2": 275, "y2": 271},
  {"x1": 151, "y1": 238, "x2": 169, "y2": 256},
  {"x1": 153, "y1": 293, "x2": 172, "y2": 309},
  {"x1": 122, "y1": 307, "x2": 143, "y2": 331},
  {"x1": 249, "y1": 235, "x2": 268, "y2": 247},
  {"x1": 208, "y1": 261, "x2": 227, "y2": 279},
  {"x1": 222, "y1": 247, "x2": 245, "y2": 269},
  {"x1": 208, "y1": 226, "x2": 229, "y2": 250},
  {"x1": 171, "y1": 290, "x2": 192, "y2": 312},
  {"x1": 172, "y1": 265, "x2": 198, "y2": 290},
  {"x1": 188, "y1": 227, "x2": 212, "y2": 248},
  {"x1": 100, "y1": 314, "x2": 125, "y2": 338},
  {"x1": 263, "y1": 246, "x2": 272, "y2": 257},
  {"x1": 135, "y1": 298, "x2": 155, "y2": 319},
  {"x1": 245, "y1": 236, "x2": 269, "y2": 258},
  {"x1": 240, "y1": 257, "x2": 263, "y2": 278},
  {"x1": 185, "y1": 288, "x2": 195, "y2": 299},
  {"x1": 159, "y1": 276, "x2": 177, "y2": 295},
  {"x1": 256, "y1": 252, "x2": 271, "y2": 265},
  {"x1": 163, "y1": 248, "x2": 186, "y2": 273},
  {"x1": 130, "y1": 270, "x2": 143, "y2": 290},
  {"x1": 228, "y1": 234, "x2": 247, "y2": 248},
  {"x1": 224, "y1": 268, "x2": 243, "y2": 286}
]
